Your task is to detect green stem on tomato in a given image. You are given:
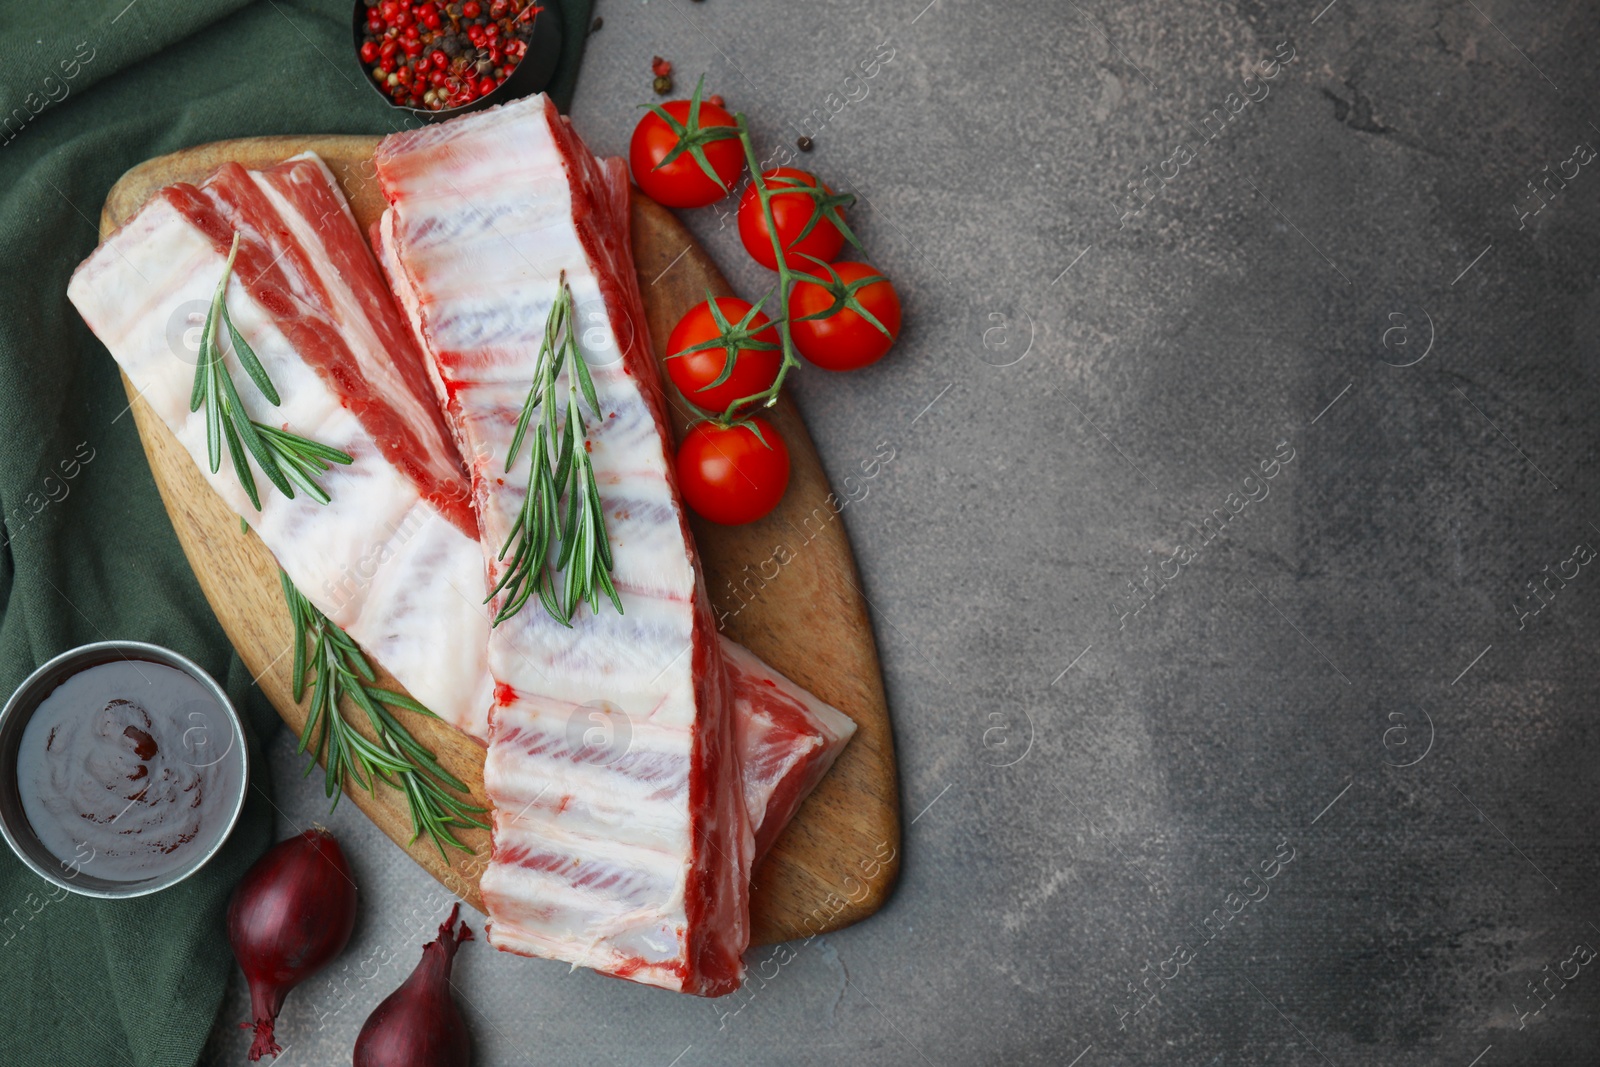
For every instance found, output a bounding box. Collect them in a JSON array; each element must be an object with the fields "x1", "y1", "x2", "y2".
[{"x1": 718, "y1": 115, "x2": 803, "y2": 425}]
